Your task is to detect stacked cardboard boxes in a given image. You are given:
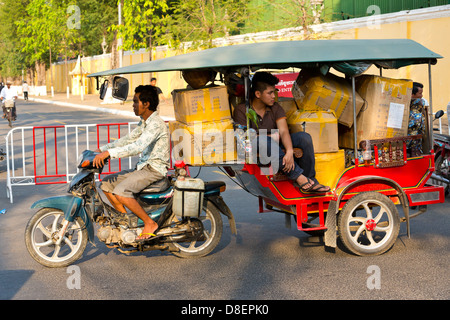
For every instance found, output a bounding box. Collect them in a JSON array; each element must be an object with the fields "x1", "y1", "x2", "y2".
[
  {"x1": 338, "y1": 75, "x2": 412, "y2": 149},
  {"x1": 169, "y1": 86, "x2": 237, "y2": 165},
  {"x1": 293, "y1": 69, "x2": 365, "y2": 128}
]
